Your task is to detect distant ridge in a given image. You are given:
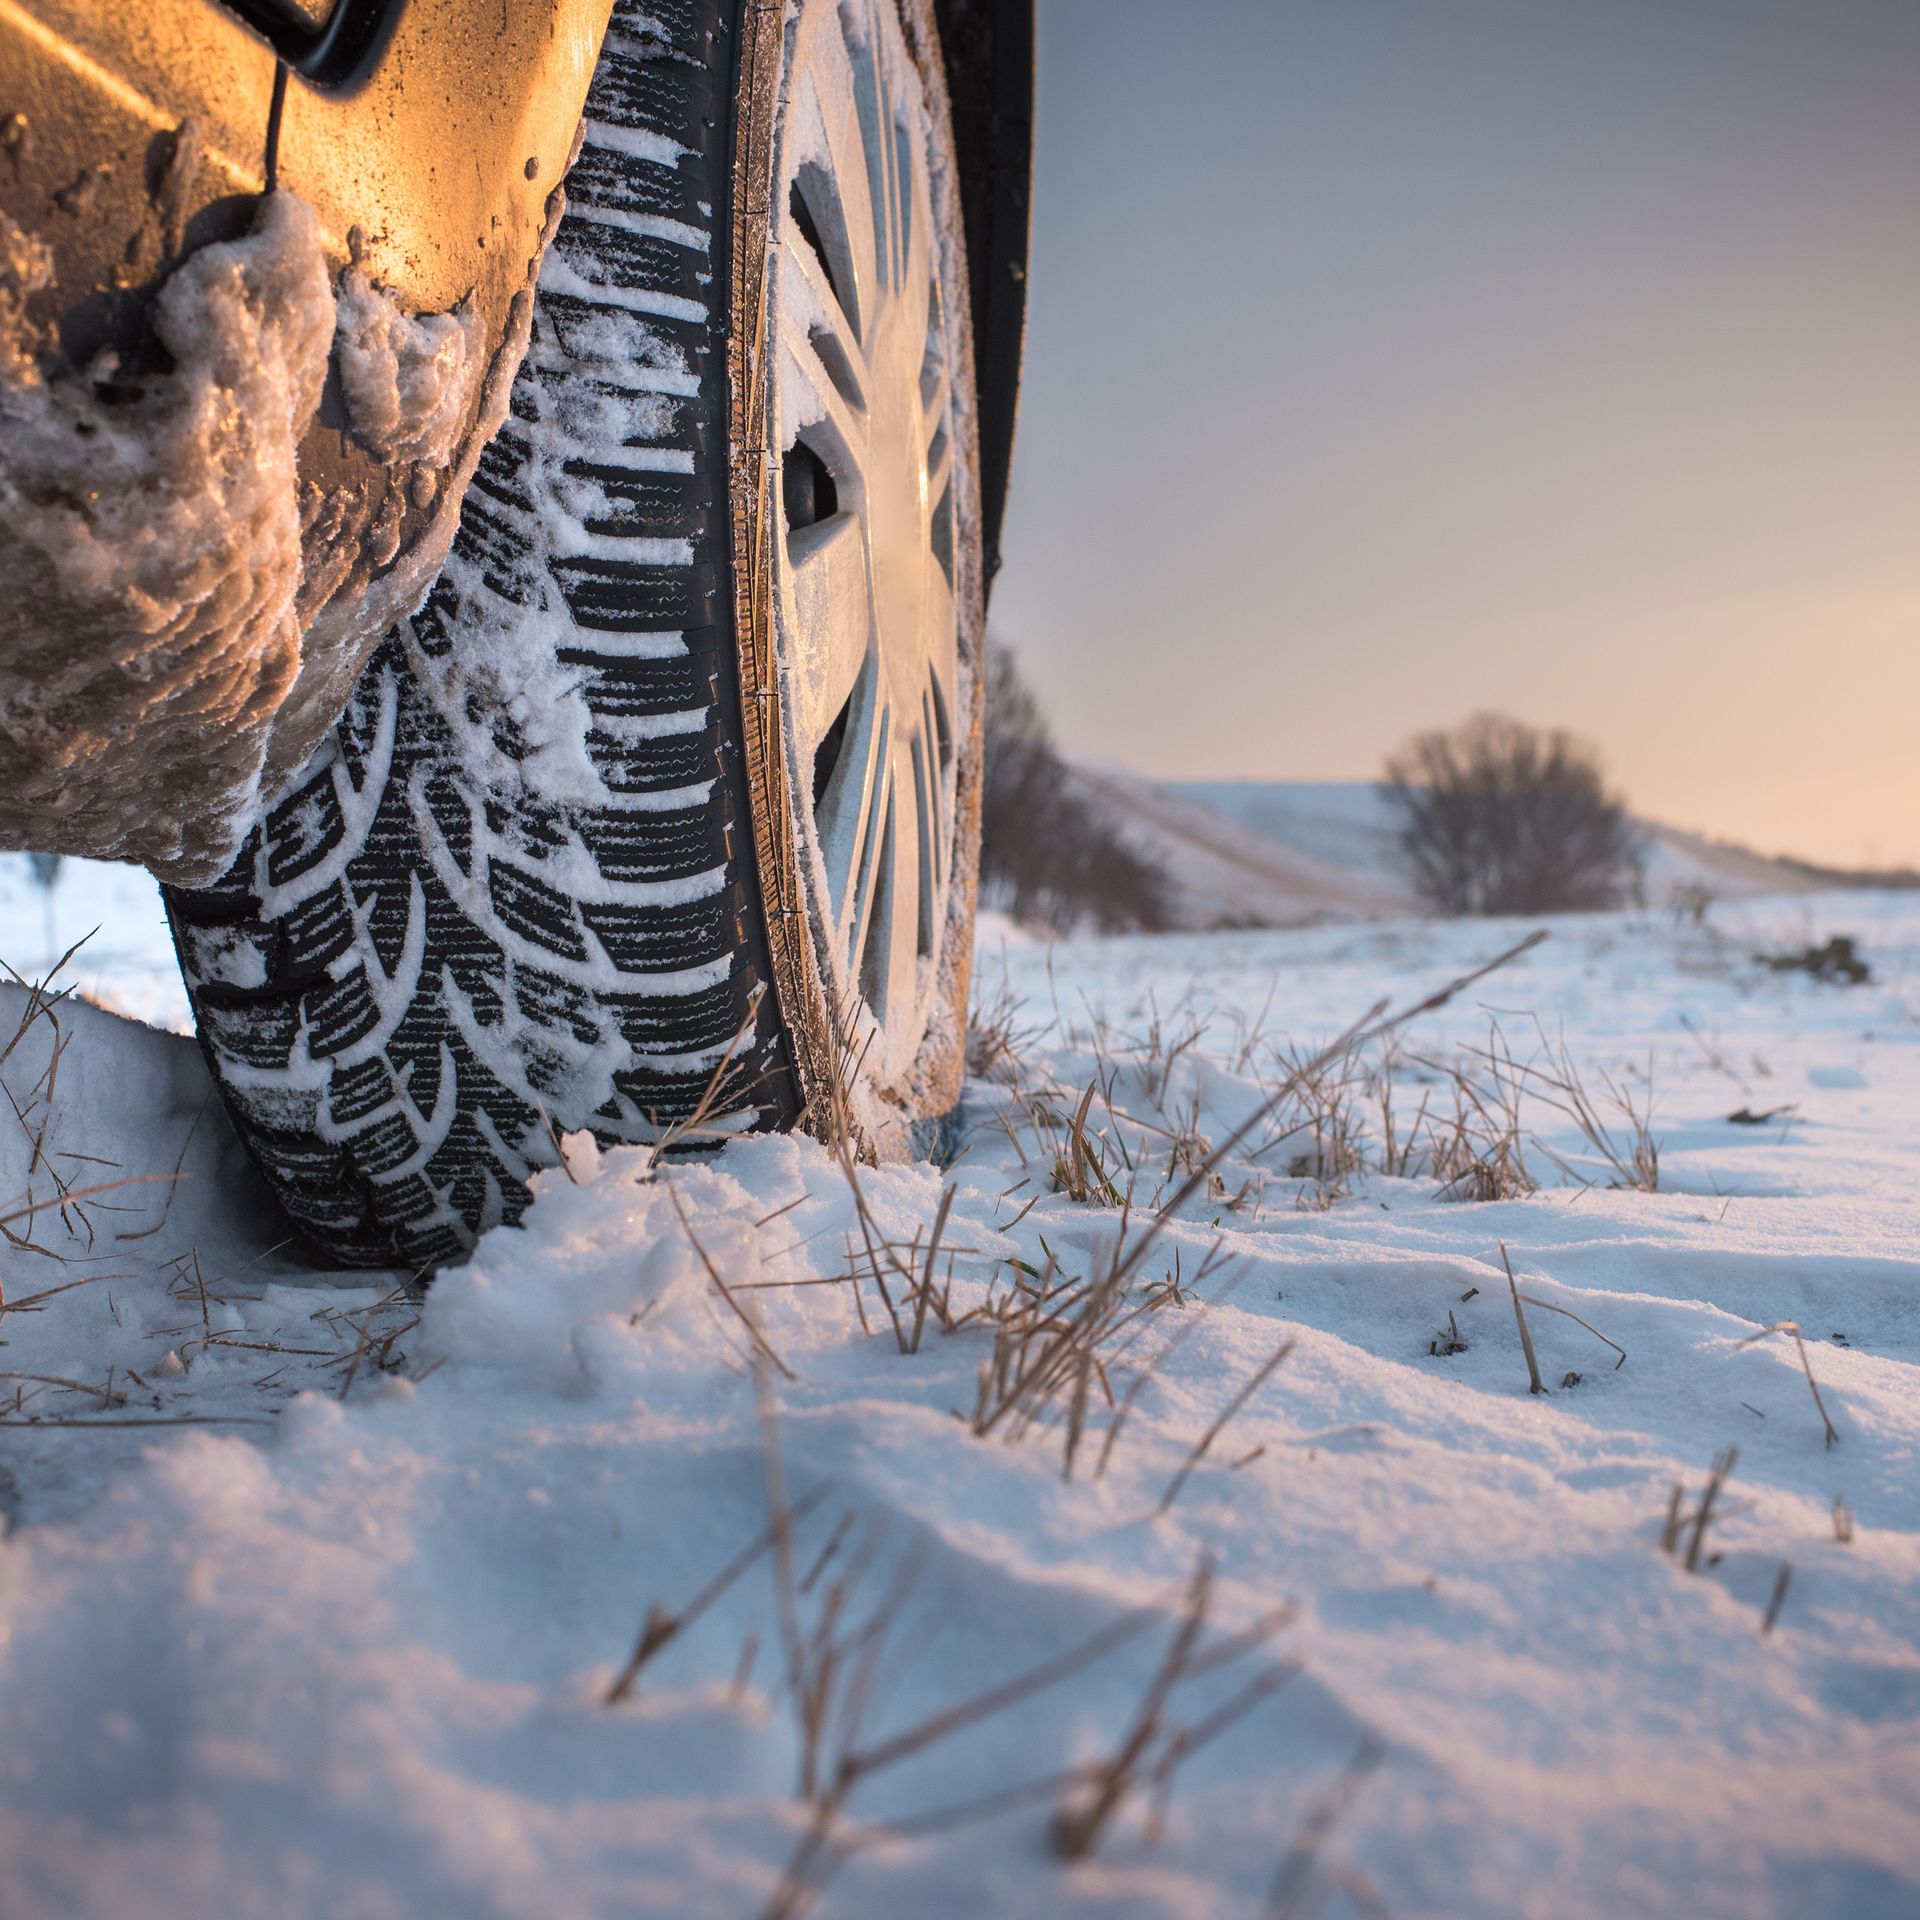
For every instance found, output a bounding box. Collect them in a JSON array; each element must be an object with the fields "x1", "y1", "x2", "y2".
[{"x1": 1066, "y1": 769, "x2": 1842, "y2": 931}]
